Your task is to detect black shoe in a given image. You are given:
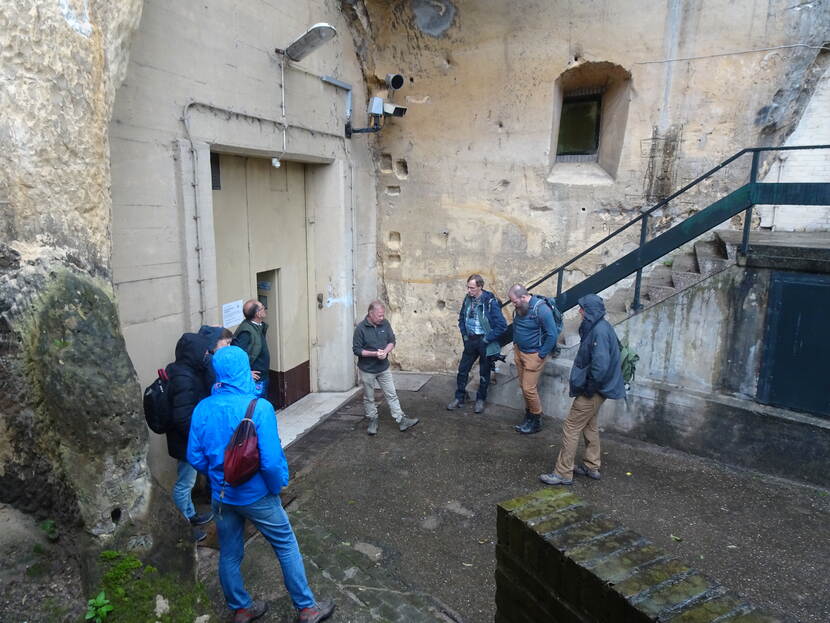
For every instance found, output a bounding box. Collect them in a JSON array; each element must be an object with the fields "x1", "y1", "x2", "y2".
[
  {"x1": 189, "y1": 511, "x2": 214, "y2": 526},
  {"x1": 192, "y1": 527, "x2": 207, "y2": 542},
  {"x1": 513, "y1": 411, "x2": 531, "y2": 432},
  {"x1": 517, "y1": 413, "x2": 542, "y2": 435}
]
